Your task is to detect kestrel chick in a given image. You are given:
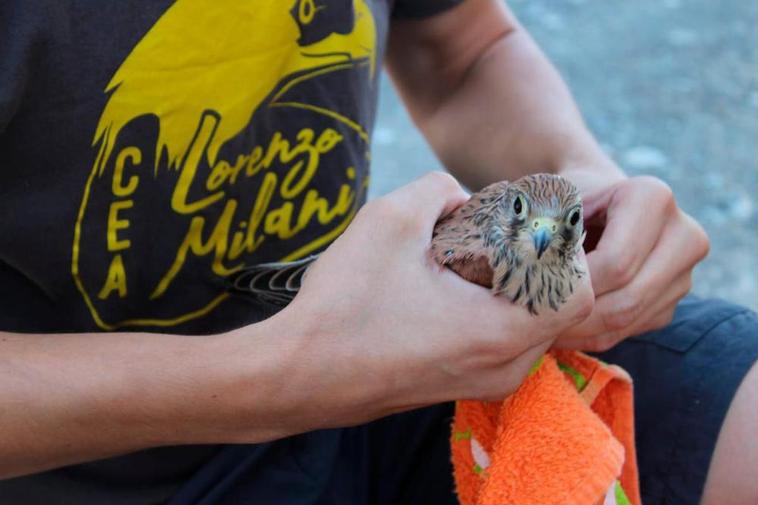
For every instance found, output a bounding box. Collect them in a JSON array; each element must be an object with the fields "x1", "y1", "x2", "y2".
[
  {"x1": 229, "y1": 174, "x2": 585, "y2": 315},
  {"x1": 430, "y1": 174, "x2": 586, "y2": 315}
]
